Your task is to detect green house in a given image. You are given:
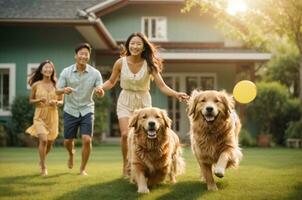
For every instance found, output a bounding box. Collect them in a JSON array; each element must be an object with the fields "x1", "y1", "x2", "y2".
[{"x1": 0, "y1": 0, "x2": 271, "y2": 141}]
